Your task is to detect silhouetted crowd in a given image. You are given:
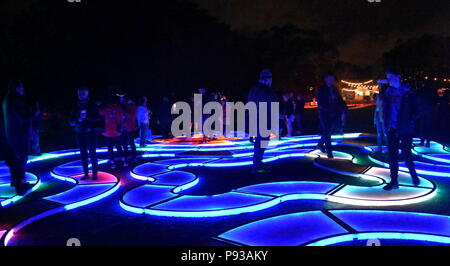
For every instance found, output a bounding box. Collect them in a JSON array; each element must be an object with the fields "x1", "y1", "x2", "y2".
[{"x1": 1, "y1": 67, "x2": 450, "y2": 195}]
